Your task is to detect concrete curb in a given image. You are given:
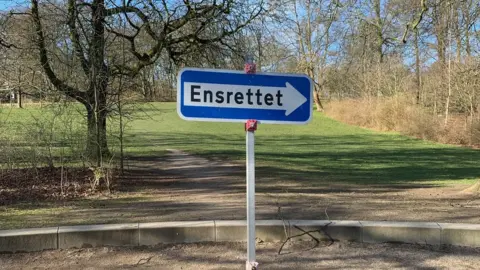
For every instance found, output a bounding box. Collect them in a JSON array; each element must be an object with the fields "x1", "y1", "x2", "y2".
[
  {"x1": 361, "y1": 221, "x2": 441, "y2": 245},
  {"x1": 0, "y1": 227, "x2": 58, "y2": 252},
  {"x1": 139, "y1": 221, "x2": 215, "y2": 245},
  {"x1": 58, "y1": 223, "x2": 139, "y2": 249},
  {"x1": 1, "y1": 220, "x2": 480, "y2": 252}
]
